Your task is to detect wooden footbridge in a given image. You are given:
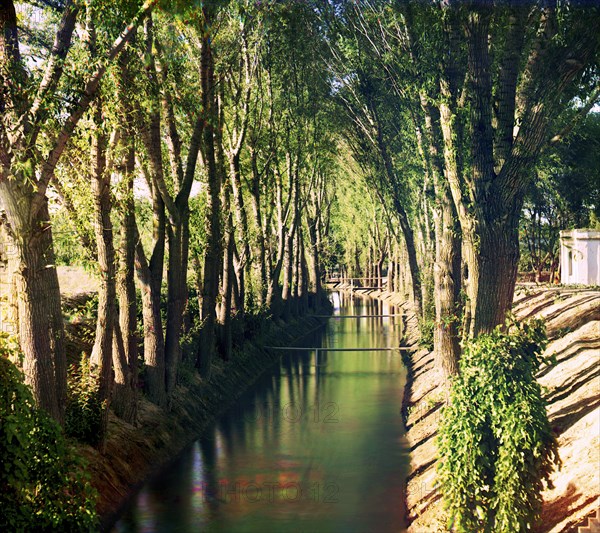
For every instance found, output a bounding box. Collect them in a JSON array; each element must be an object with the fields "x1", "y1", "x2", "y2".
[{"x1": 324, "y1": 276, "x2": 389, "y2": 291}]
